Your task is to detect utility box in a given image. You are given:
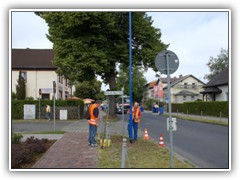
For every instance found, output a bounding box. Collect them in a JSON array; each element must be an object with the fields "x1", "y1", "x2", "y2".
[{"x1": 167, "y1": 118, "x2": 177, "y2": 131}]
